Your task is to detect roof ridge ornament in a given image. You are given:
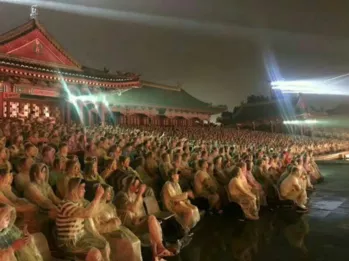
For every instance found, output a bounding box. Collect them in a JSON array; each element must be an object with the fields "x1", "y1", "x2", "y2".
[{"x1": 30, "y1": 5, "x2": 39, "y2": 20}]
